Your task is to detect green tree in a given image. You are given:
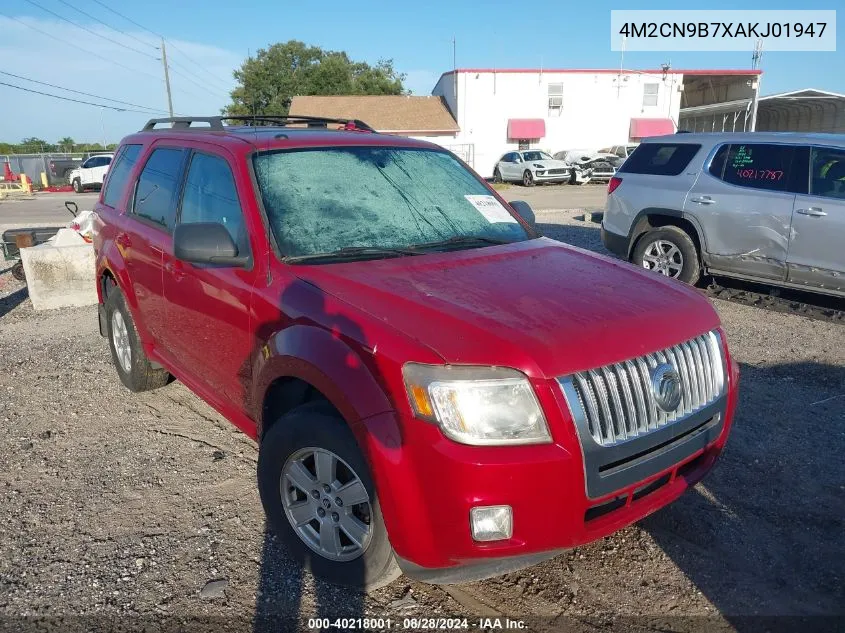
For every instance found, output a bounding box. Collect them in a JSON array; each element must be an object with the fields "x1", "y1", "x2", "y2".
[
  {"x1": 223, "y1": 40, "x2": 405, "y2": 117},
  {"x1": 19, "y1": 137, "x2": 55, "y2": 153}
]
